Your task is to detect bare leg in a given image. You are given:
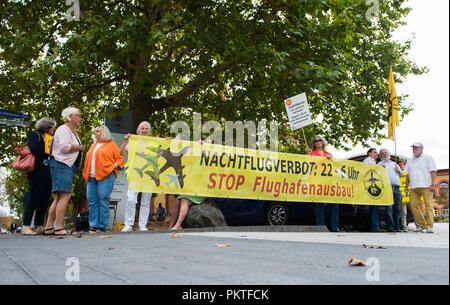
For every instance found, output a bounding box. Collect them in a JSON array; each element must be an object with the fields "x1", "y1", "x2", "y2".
[
  {"x1": 169, "y1": 199, "x2": 180, "y2": 229},
  {"x1": 45, "y1": 192, "x2": 60, "y2": 230},
  {"x1": 172, "y1": 198, "x2": 193, "y2": 229},
  {"x1": 54, "y1": 192, "x2": 72, "y2": 235}
]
